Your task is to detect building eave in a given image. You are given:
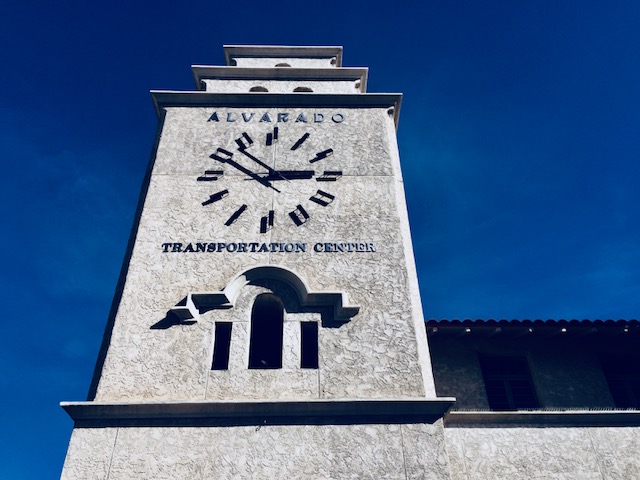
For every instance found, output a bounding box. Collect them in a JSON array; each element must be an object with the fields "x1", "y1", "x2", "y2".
[{"x1": 191, "y1": 66, "x2": 369, "y2": 92}]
